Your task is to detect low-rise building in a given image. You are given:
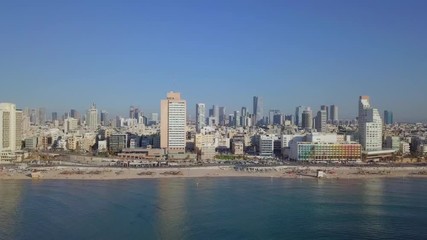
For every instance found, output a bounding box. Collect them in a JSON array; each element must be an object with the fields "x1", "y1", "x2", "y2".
[
  {"x1": 399, "y1": 142, "x2": 410, "y2": 155},
  {"x1": 231, "y1": 141, "x2": 244, "y2": 155},
  {"x1": 290, "y1": 142, "x2": 362, "y2": 162},
  {"x1": 385, "y1": 136, "x2": 400, "y2": 150},
  {"x1": 258, "y1": 135, "x2": 275, "y2": 157}
]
